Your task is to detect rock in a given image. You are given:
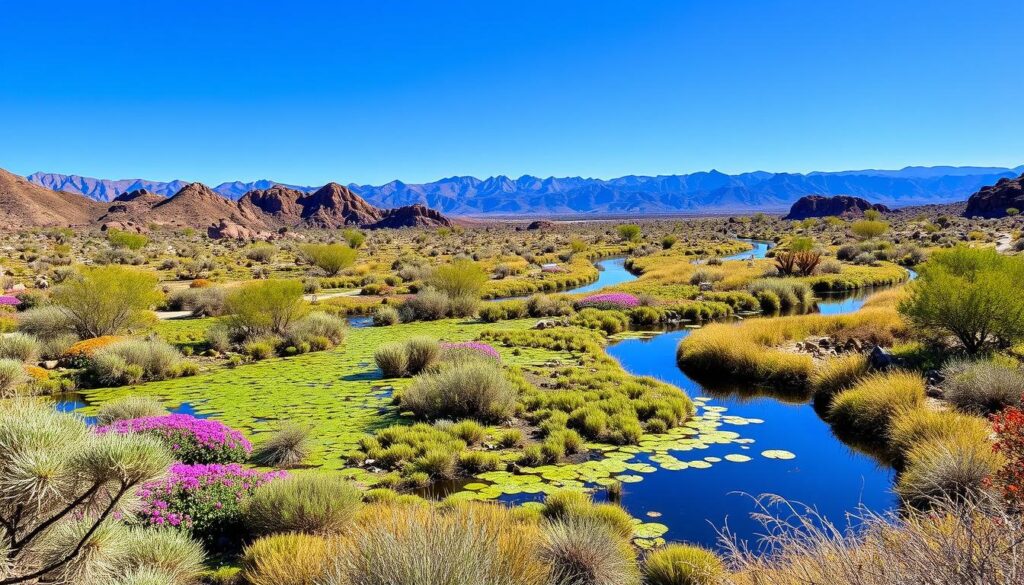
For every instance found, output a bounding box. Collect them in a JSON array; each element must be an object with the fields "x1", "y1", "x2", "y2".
[
  {"x1": 784, "y1": 195, "x2": 890, "y2": 220},
  {"x1": 366, "y1": 204, "x2": 452, "y2": 229},
  {"x1": 868, "y1": 345, "x2": 895, "y2": 370},
  {"x1": 207, "y1": 219, "x2": 272, "y2": 241},
  {"x1": 42, "y1": 360, "x2": 58, "y2": 370},
  {"x1": 527, "y1": 220, "x2": 555, "y2": 230},
  {"x1": 963, "y1": 173, "x2": 1024, "y2": 218},
  {"x1": 100, "y1": 220, "x2": 146, "y2": 233}
]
